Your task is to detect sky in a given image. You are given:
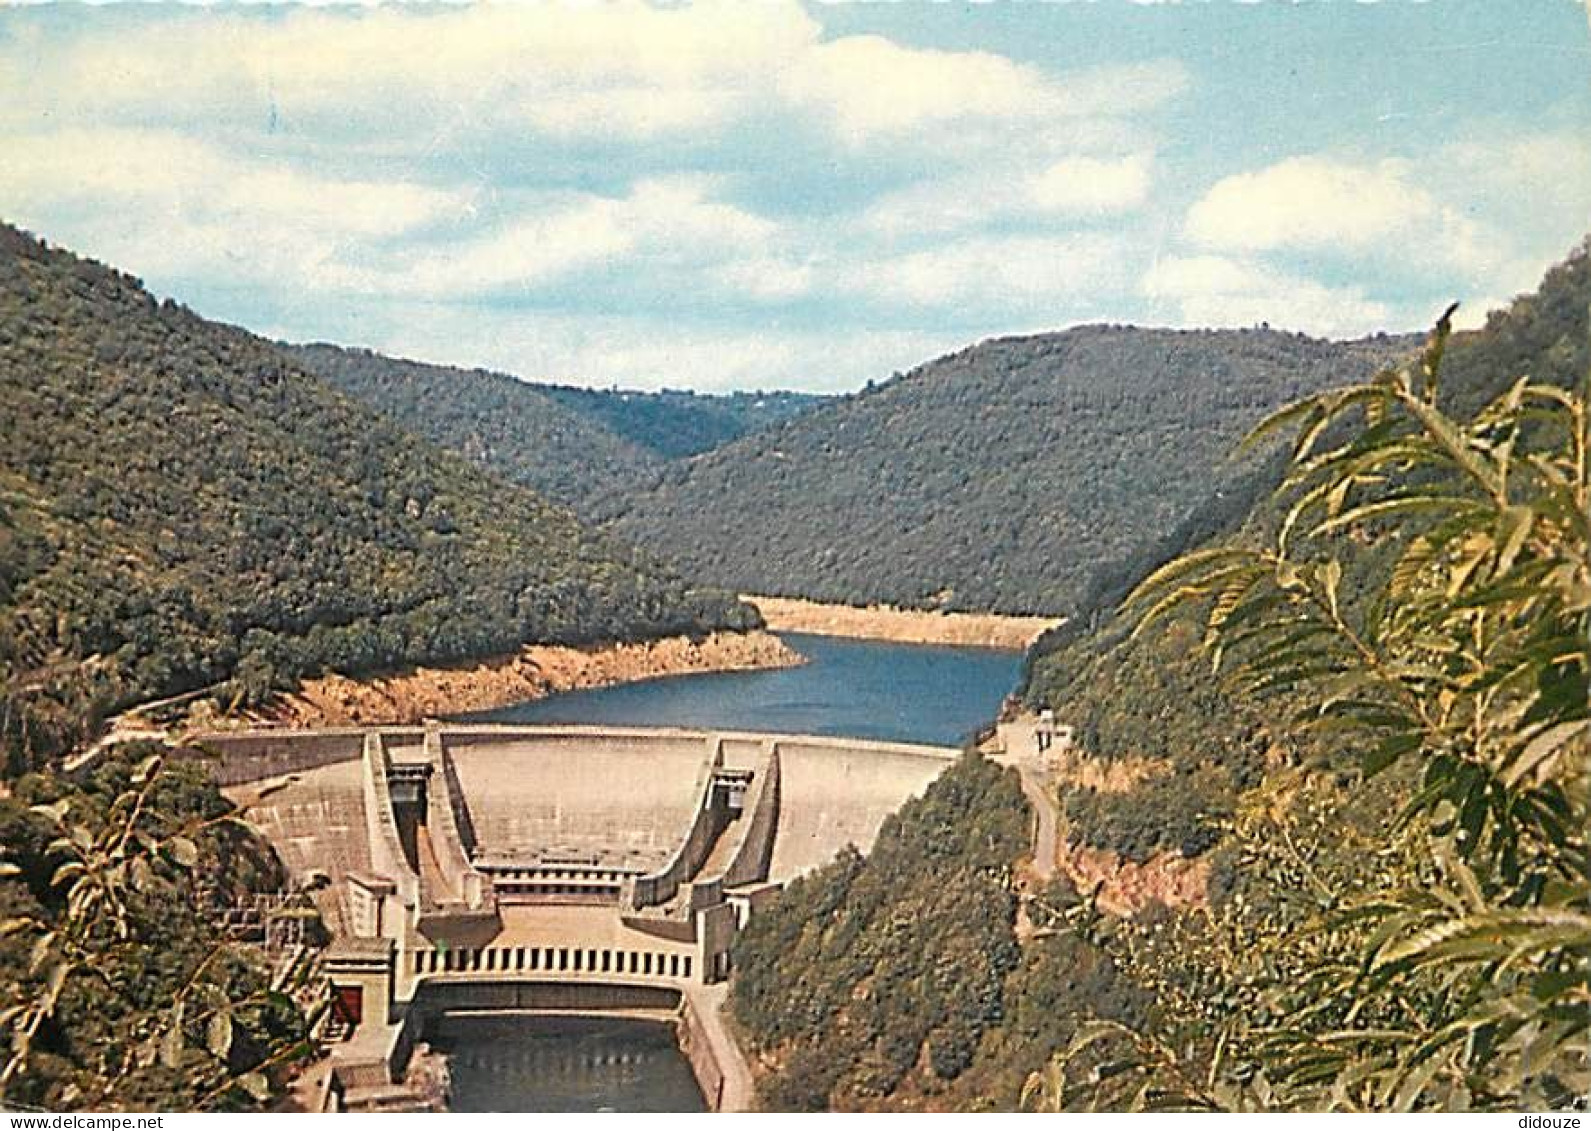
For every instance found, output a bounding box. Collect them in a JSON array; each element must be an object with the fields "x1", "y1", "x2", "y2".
[{"x1": 1, "y1": 1, "x2": 1588, "y2": 393}]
